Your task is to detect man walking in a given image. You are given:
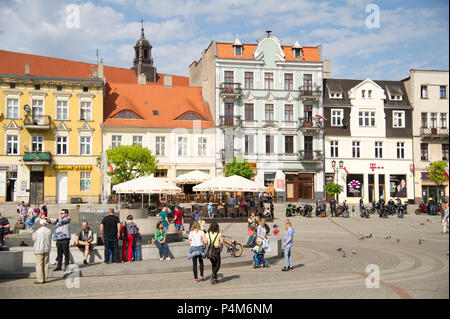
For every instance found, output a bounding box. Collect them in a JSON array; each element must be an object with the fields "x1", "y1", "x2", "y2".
[
  {"x1": 329, "y1": 198, "x2": 336, "y2": 217},
  {"x1": 32, "y1": 219, "x2": 52, "y2": 284},
  {"x1": 48, "y1": 209, "x2": 71, "y2": 271},
  {"x1": 100, "y1": 208, "x2": 121, "y2": 263}
]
